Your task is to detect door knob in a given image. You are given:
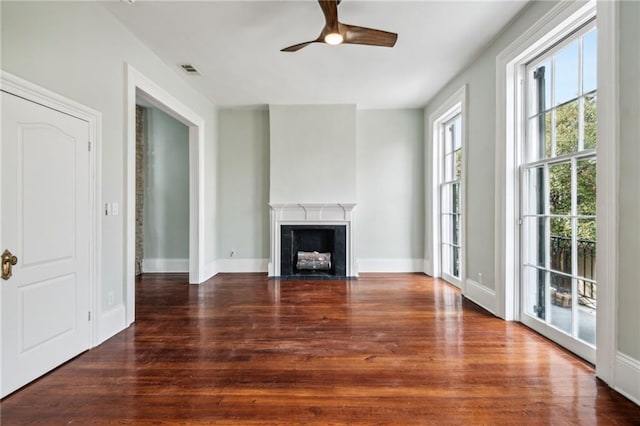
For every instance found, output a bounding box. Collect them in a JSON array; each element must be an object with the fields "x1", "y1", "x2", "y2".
[{"x1": 2, "y1": 249, "x2": 18, "y2": 280}]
